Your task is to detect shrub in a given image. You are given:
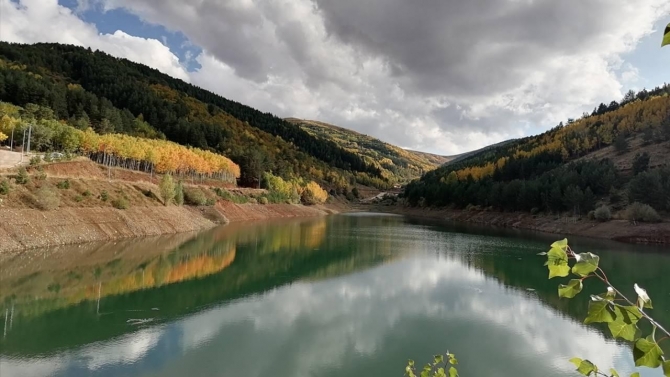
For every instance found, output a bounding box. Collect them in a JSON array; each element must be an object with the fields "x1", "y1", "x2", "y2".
[
  {"x1": 205, "y1": 198, "x2": 216, "y2": 206},
  {"x1": 56, "y1": 179, "x2": 70, "y2": 189},
  {"x1": 100, "y1": 190, "x2": 109, "y2": 202},
  {"x1": 351, "y1": 187, "x2": 360, "y2": 198},
  {"x1": 29, "y1": 156, "x2": 42, "y2": 166},
  {"x1": 15, "y1": 167, "x2": 29, "y2": 184},
  {"x1": 112, "y1": 197, "x2": 129, "y2": 210},
  {"x1": 594, "y1": 206, "x2": 612, "y2": 222},
  {"x1": 35, "y1": 186, "x2": 60, "y2": 211},
  {"x1": 248, "y1": 197, "x2": 258, "y2": 204},
  {"x1": 265, "y1": 190, "x2": 289, "y2": 204},
  {"x1": 184, "y1": 188, "x2": 207, "y2": 206},
  {"x1": 213, "y1": 187, "x2": 248, "y2": 204},
  {"x1": 625, "y1": 202, "x2": 661, "y2": 223},
  {"x1": 530, "y1": 207, "x2": 540, "y2": 215},
  {"x1": 74, "y1": 195, "x2": 83, "y2": 202},
  {"x1": 0, "y1": 179, "x2": 9, "y2": 195},
  {"x1": 175, "y1": 181, "x2": 184, "y2": 206},
  {"x1": 43, "y1": 153, "x2": 53, "y2": 163},
  {"x1": 587, "y1": 210, "x2": 596, "y2": 220},
  {"x1": 33, "y1": 171, "x2": 47, "y2": 181},
  {"x1": 159, "y1": 174, "x2": 176, "y2": 206},
  {"x1": 82, "y1": 190, "x2": 92, "y2": 197},
  {"x1": 301, "y1": 181, "x2": 328, "y2": 205},
  {"x1": 259, "y1": 196, "x2": 269, "y2": 205}
]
